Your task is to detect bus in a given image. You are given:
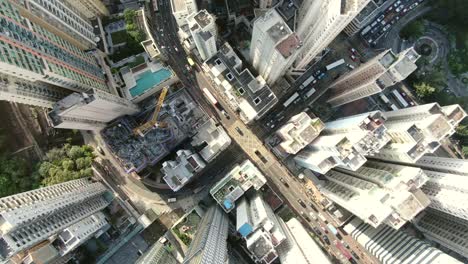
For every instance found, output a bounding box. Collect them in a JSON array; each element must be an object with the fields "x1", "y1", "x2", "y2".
[
  {"x1": 305, "y1": 88, "x2": 316, "y2": 98},
  {"x1": 300, "y1": 75, "x2": 316, "y2": 89},
  {"x1": 283, "y1": 92, "x2": 299, "y2": 108},
  {"x1": 326, "y1": 59, "x2": 345, "y2": 71},
  {"x1": 391, "y1": 89, "x2": 409, "y2": 108}
]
